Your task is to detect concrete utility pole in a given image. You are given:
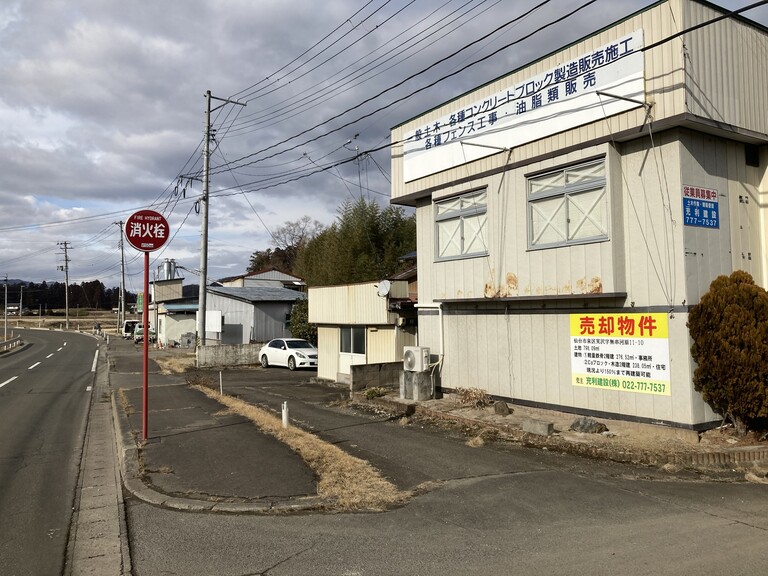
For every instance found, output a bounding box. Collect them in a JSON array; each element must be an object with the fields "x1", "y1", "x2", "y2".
[
  {"x1": 196, "y1": 90, "x2": 245, "y2": 348},
  {"x1": 57, "y1": 241, "x2": 71, "y2": 330},
  {"x1": 115, "y1": 221, "x2": 126, "y2": 329}
]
